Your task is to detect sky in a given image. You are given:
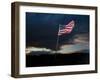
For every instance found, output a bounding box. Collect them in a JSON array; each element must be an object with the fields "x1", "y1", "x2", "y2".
[{"x1": 26, "y1": 12, "x2": 89, "y2": 54}]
